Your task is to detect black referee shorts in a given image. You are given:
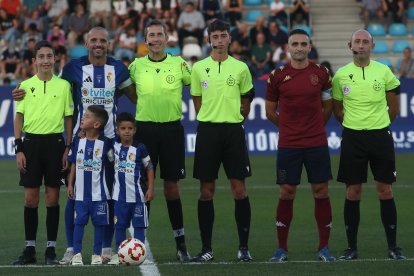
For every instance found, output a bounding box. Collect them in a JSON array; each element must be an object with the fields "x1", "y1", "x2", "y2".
[
  {"x1": 134, "y1": 121, "x2": 185, "y2": 181},
  {"x1": 337, "y1": 127, "x2": 396, "y2": 184},
  {"x1": 193, "y1": 122, "x2": 251, "y2": 181},
  {"x1": 20, "y1": 133, "x2": 66, "y2": 188}
]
